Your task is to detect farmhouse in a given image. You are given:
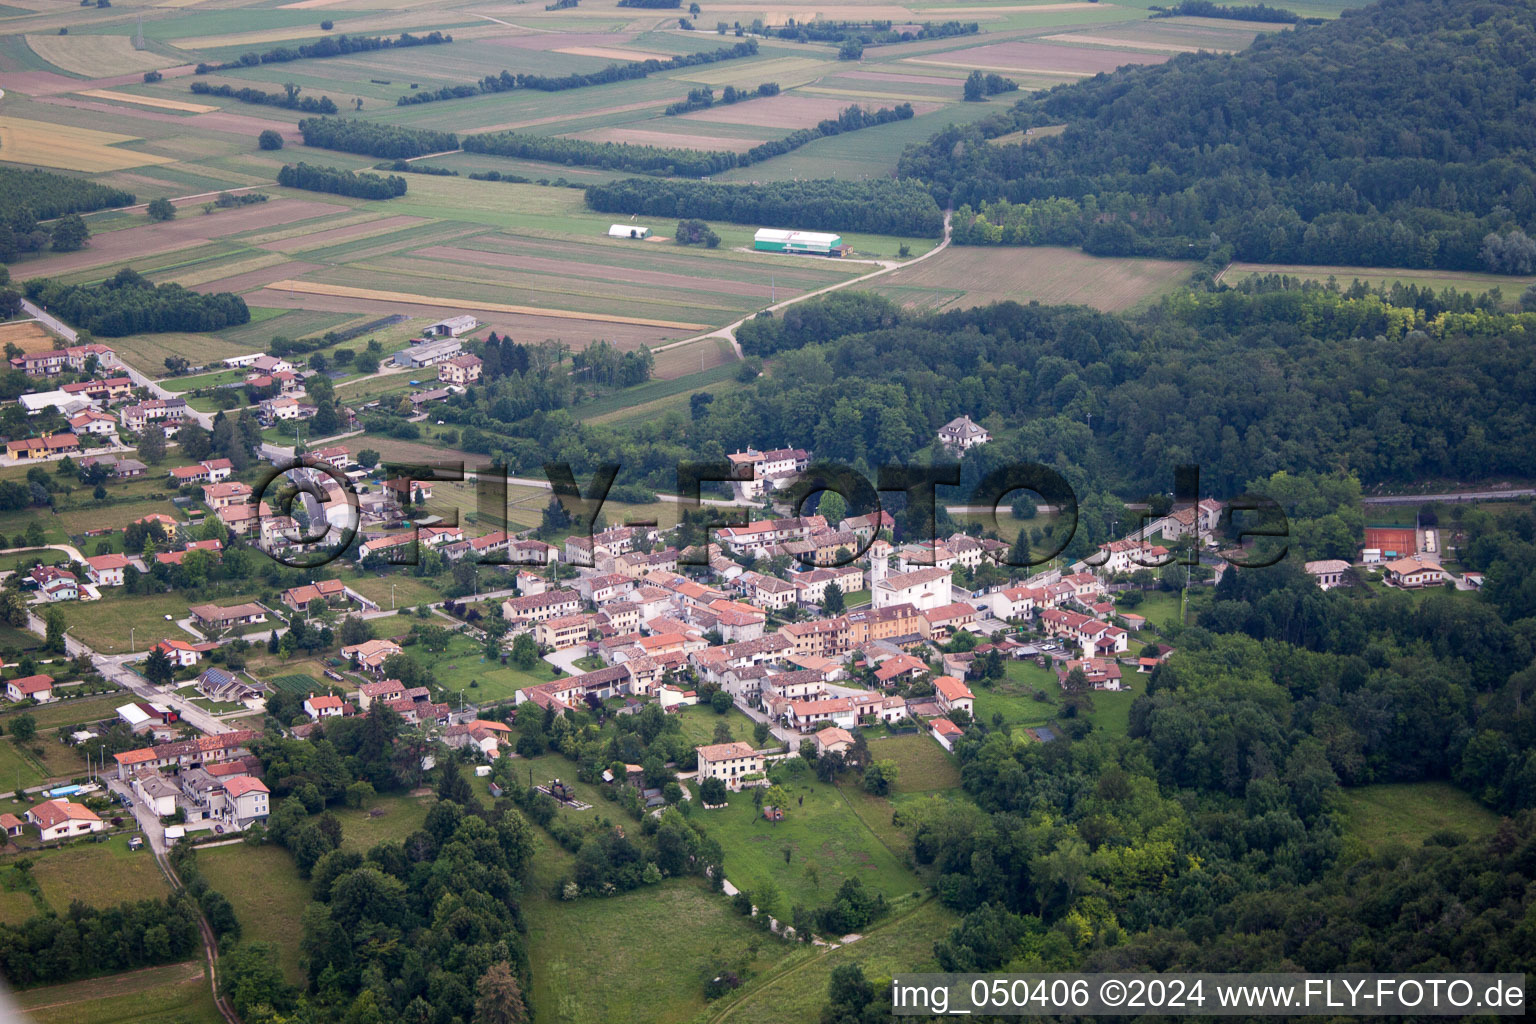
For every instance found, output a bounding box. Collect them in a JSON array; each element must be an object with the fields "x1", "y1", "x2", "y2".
[
  {"x1": 502, "y1": 588, "x2": 582, "y2": 623},
  {"x1": 438, "y1": 354, "x2": 483, "y2": 385},
  {"x1": 695, "y1": 741, "x2": 764, "y2": 789}
]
